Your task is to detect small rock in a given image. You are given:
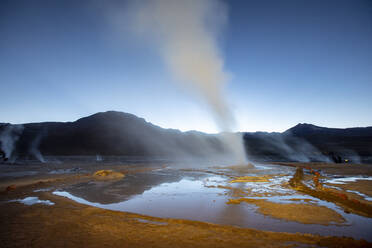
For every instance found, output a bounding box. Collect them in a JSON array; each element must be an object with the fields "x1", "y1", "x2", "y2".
[{"x1": 6, "y1": 185, "x2": 16, "y2": 191}]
